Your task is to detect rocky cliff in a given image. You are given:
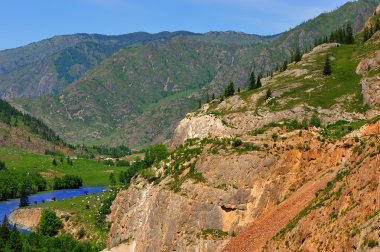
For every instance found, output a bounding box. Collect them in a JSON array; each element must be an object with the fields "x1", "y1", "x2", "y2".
[{"x1": 106, "y1": 6, "x2": 380, "y2": 252}]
